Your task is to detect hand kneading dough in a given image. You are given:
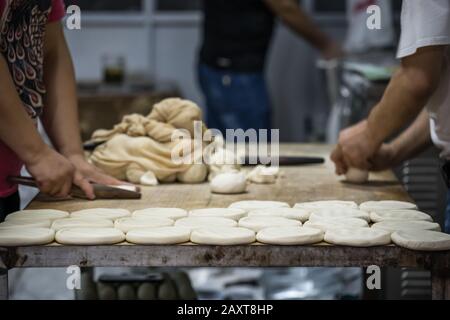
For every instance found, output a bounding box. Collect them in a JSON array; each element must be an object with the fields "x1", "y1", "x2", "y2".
[
  {"x1": 133, "y1": 208, "x2": 188, "y2": 220},
  {"x1": 360, "y1": 200, "x2": 417, "y2": 212},
  {"x1": 304, "y1": 218, "x2": 369, "y2": 232},
  {"x1": 369, "y1": 210, "x2": 433, "y2": 223},
  {"x1": 114, "y1": 217, "x2": 174, "y2": 233},
  {"x1": 372, "y1": 220, "x2": 441, "y2": 233},
  {"x1": 70, "y1": 208, "x2": 131, "y2": 220},
  {"x1": 257, "y1": 227, "x2": 324, "y2": 245},
  {"x1": 175, "y1": 217, "x2": 237, "y2": 230},
  {"x1": 0, "y1": 219, "x2": 52, "y2": 229},
  {"x1": 210, "y1": 171, "x2": 247, "y2": 194},
  {"x1": 229, "y1": 200, "x2": 290, "y2": 211},
  {"x1": 238, "y1": 216, "x2": 300, "y2": 232},
  {"x1": 345, "y1": 168, "x2": 369, "y2": 184},
  {"x1": 189, "y1": 208, "x2": 247, "y2": 221},
  {"x1": 248, "y1": 208, "x2": 310, "y2": 223},
  {"x1": 391, "y1": 230, "x2": 450, "y2": 251},
  {"x1": 324, "y1": 228, "x2": 391, "y2": 247},
  {"x1": 55, "y1": 228, "x2": 125, "y2": 245},
  {"x1": 309, "y1": 208, "x2": 370, "y2": 222},
  {"x1": 6, "y1": 209, "x2": 69, "y2": 222},
  {"x1": 126, "y1": 227, "x2": 191, "y2": 245},
  {"x1": 0, "y1": 228, "x2": 55, "y2": 246},
  {"x1": 51, "y1": 218, "x2": 114, "y2": 231},
  {"x1": 190, "y1": 227, "x2": 255, "y2": 245},
  {"x1": 294, "y1": 200, "x2": 358, "y2": 210}
]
